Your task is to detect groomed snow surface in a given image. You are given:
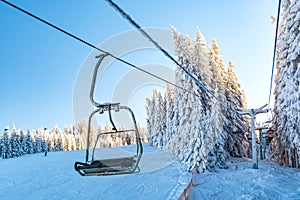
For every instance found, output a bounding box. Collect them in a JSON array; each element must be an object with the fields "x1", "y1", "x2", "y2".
[
  {"x1": 191, "y1": 158, "x2": 300, "y2": 200},
  {"x1": 1, "y1": 144, "x2": 300, "y2": 200},
  {"x1": 0, "y1": 144, "x2": 191, "y2": 200}
]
